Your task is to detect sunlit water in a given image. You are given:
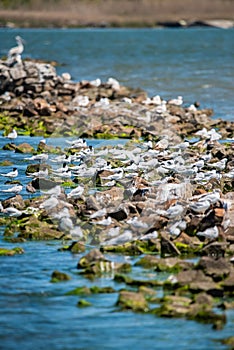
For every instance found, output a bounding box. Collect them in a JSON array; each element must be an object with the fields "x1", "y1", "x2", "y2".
[
  {"x1": 0, "y1": 27, "x2": 234, "y2": 349},
  {"x1": 0, "y1": 27, "x2": 234, "y2": 121}
]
